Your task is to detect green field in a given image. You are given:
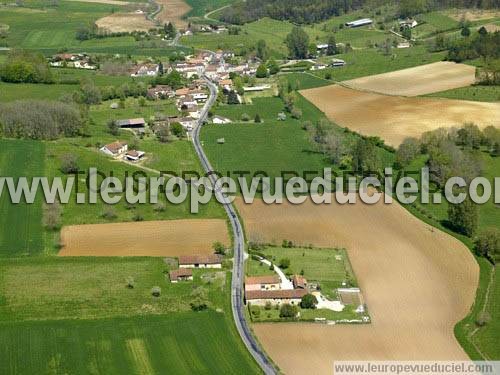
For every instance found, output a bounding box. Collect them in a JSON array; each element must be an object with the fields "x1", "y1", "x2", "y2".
[
  {"x1": 425, "y1": 85, "x2": 500, "y2": 102},
  {"x1": 0, "y1": 311, "x2": 259, "y2": 374},
  {"x1": 0, "y1": 139, "x2": 45, "y2": 256},
  {"x1": 0, "y1": 82, "x2": 78, "y2": 102},
  {"x1": 185, "y1": 0, "x2": 237, "y2": 18}
]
